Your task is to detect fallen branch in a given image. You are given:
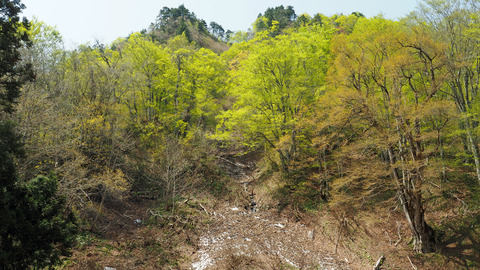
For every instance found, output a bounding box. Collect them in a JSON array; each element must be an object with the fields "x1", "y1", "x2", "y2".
[
  {"x1": 452, "y1": 193, "x2": 469, "y2": 212},
  {"x1": 216, "y1": 155, "x2": 249, "y2": 168},
  {"x1": 384, "y1": 230, "x2": 392, "y2": 245},
  {"x1": 407, "y1": 255, "x2": 418, "y2": 270},
  {"x1": 395, "y1": 221, "x2": 402, "y2": 246},
  {"x1": 373, "y1": 255, "x2": 385, "y2": 270},
  {"x1": 334, "y1": 216, "x2": 347, "y2": 254},
  {"x1": 199, "y1": 203, "x2": 209, "y2": 216}
]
